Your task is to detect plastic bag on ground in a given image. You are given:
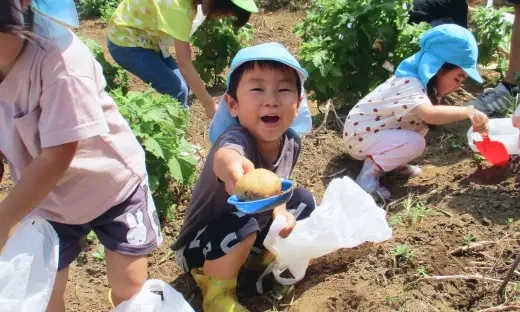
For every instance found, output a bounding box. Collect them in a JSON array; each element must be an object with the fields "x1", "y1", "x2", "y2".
[
  {"x1": 467, "y1": 118, "x2": 520, "y2": 155},
  {"x1": 257, "y1": 176, "x2": 392, "y2": 293},
  {"x1": 112, "y1": 279, "x2": 194, "y2": 312},
  {"x1": 0, "y1": 217, "x2": 59, "y2": 312}
]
